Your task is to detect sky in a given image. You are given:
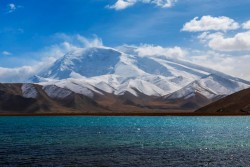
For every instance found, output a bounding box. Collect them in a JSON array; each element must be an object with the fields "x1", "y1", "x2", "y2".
[{"x1": 0, "y1": 0, "x2": 250, "y2": 81}]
